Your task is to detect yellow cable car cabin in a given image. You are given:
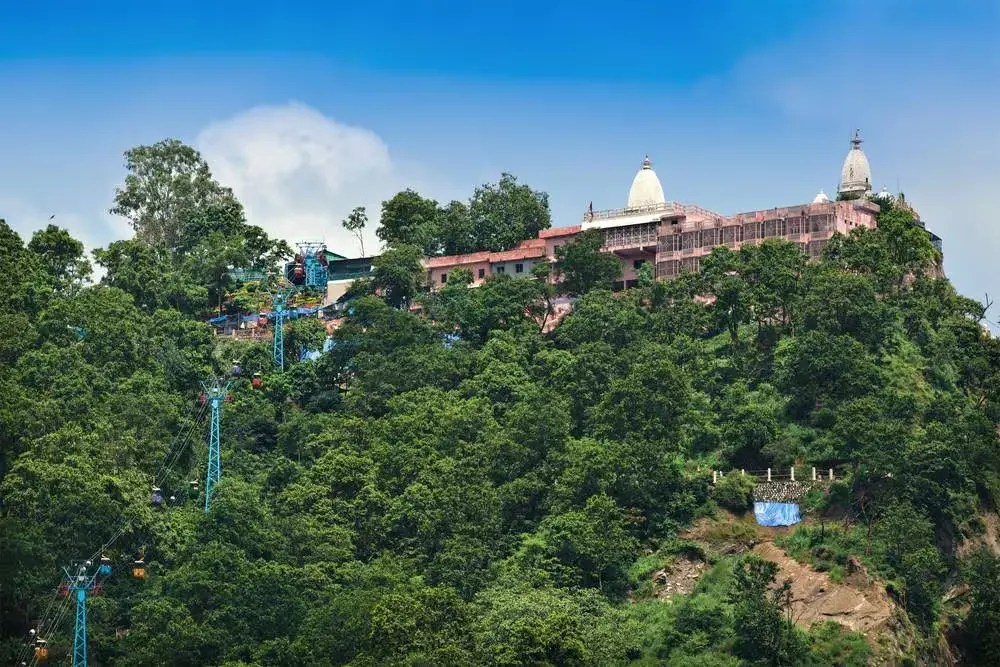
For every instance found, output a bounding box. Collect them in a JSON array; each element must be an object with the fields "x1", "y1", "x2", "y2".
[
  {"x1": 34, "y1": 639, "x2": 48, "y2": 661},
  {"x1": 131, "y1": 559, "x2": 146, "y2": 580}
]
